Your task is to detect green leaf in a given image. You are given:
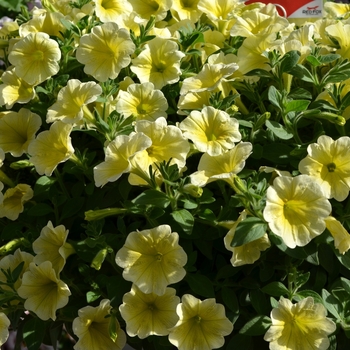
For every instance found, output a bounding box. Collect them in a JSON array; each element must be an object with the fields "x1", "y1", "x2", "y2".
[
  {"x1": 27, "y1": 203, "x2": 54, "y2": 216},
  {"x1": 246, "y1": 68, "x2": 273, "y2": 78},
  {"x1": 230, "y1": 217, "x2": 267, "y2": 247},
  {"x1": 322, "y1": 289, "x2": 343, "y2": 320},
  {"x1": 239, "y1": 315, "x2": 272, "y2": 336},
  {"x1": 306, "y1": 55, "x2": 322, "y2": 67},
  {"x1": 262, "y1": 143, "x2": 293, "y2": 164},
  {"x1": 318, "y1": 54, "x2": 341, "y2": 64},
  {"x1": 268, "y1": 85, "x2": 283, "y2": 110},
  {"x1": 284, "y1": 100, "x2": 310, "y2": 113},
  {"x1": 34, "y1": 176, "x2": 56, "y2": 196},
  {"x1": 60, "y1": 197, "x2": 85, "y2": 220},
  {"x1": 295, "y1": 290, "x2": 324, "y2": 306},
  {"x1": 265, "y1": 120, "x2": 294, "y2": 140},
  {"x1": 279, "y1": 50, "x2": 300, "y2": 73},
  {"x1": 261, "y1": 282, "x2": 289, "y2": 297},
  {"x1": 341, "y1": 277, "x2": 350, "y2": 295},
  {"x1": 221, "y1": 287, "x2": 239, "y2": 313},
  {"x1": 23, "y1": 317, "x2": 47, "y2": 350},
  {"x1": 171, "y1": 209, "x2": 194, "y2": 235},
  {"x1": 132, "y1": 189, "x2": 170, "y2": 208},
  {"x1": 86, "y1": 290, "x2": 101, "y2": 303},
  {"x1": 289, "y1": 64, "x2": 316, "y2": 83},
  {"x1": 186, "y1": 273, "x2": 215, "y2": 298}
]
